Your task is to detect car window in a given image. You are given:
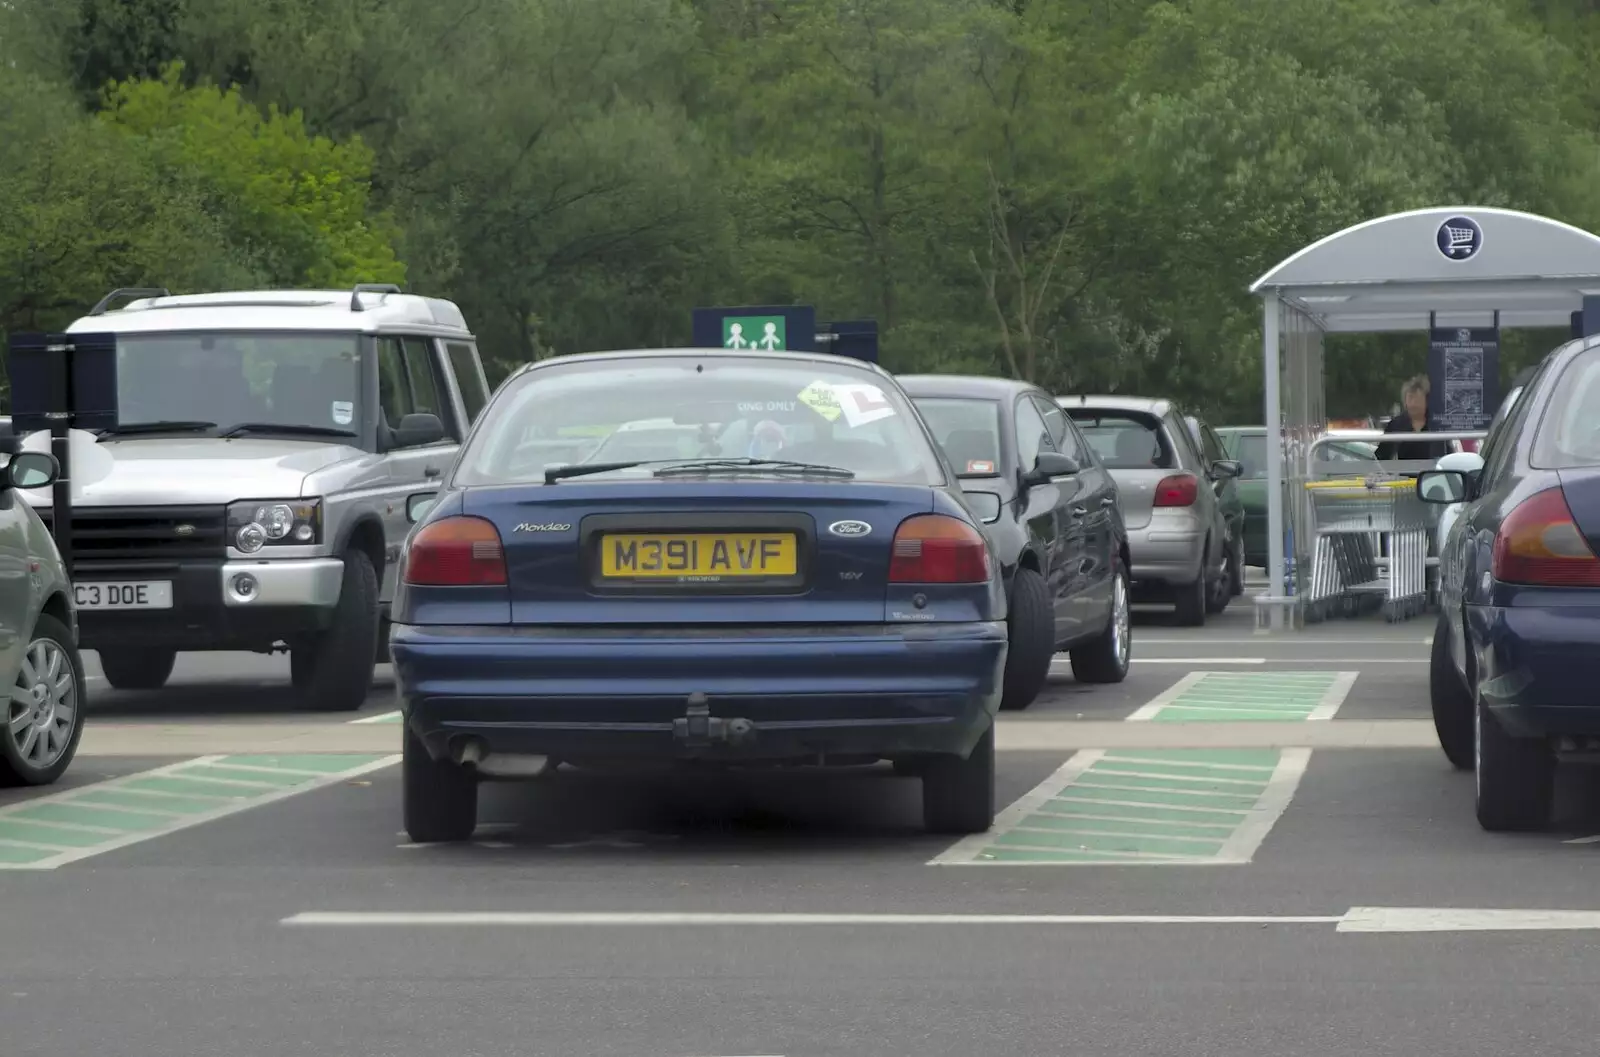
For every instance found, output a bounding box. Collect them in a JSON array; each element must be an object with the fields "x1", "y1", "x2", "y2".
[
  {"x1": 113, "y1": 331, "x2": 360, "y2": 433},
  {"x1": 377, "y1": 338, "x2": 412, "y2": 425},
  {"x1": 445, "y1": 341, "x2": 490, "y2": 424},
  {"x1": 1014, "y1": 396, "x2": 1053, "y2": 471},
  {"x1": 1235, "y1": 433, "x2": 1267, "y2": 479},
  {"x1": 1035, "y1": 395, "x2": 1080, "y2": 460},
  {"x1": 1168, "y1": 412, "x2": 1205, "y2": 469},
  {"x1": 1198, "y1": 422, "x2": 1226, "y2": 465},
  {"x1": 457, "y1": 355, "x2": 945, "y2": 486},
  {"x1": 910, "y1": 397, "x2": 1003, "y2": 475},
  {"x1": 1065, "y1": 408, "x2": 1174, "y2": 469},
  {"x1": 1530, "y1": 349, "x2": 1600, "y2": 469}
]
